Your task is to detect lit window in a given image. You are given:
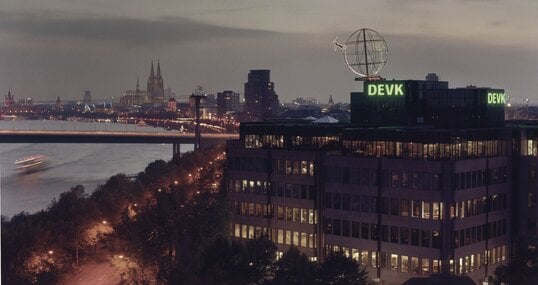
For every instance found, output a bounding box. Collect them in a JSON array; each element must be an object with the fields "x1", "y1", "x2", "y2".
[
  {"x1": 411, "y1": 257, "x2": 420, "y2": 274},
  {"x1": 391, "y1": 254, "x2": 399, "y2": 271},
  {"x1": 422, "y1": 258, "x2": 430, "y2": 275},
  {"x1": 293, "y1": 231, "x2": 299, "y2": 246},
  {"x1": 301, "y1": 232, "x2": 307, "y2": 247},
  {"x1": 277, "y1": 230, "x2": 284, "y2": 244},
  {"x1": 234, "y1": 224, "x2": 240, "y2": 237},
  {"x1": 401, "y1": 255, "x2": 409, "y2": 273},
  {"x1": 422, "y1": 202, "x2": 430, "y2": 219},
  {"x1": 285, "y1": 230, "x2": 291, "y2": 245}
]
